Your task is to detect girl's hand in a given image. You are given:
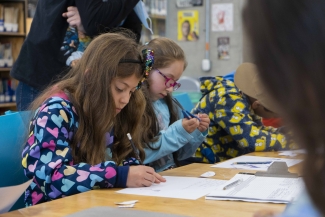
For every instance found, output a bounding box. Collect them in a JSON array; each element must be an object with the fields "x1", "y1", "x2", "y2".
[
  {"x1": 182, "y1": 118, "x2": 200, "y2": 133},
  {"x1": 126, "y1": 165, "x2": 166, "y2": 187},
  {"x1": 62, "y1": 6, "x2": 86, "y2": 33},
  {"x1": 196, "y1": 113, "x2": 210, "y2": 132}
]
